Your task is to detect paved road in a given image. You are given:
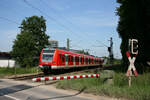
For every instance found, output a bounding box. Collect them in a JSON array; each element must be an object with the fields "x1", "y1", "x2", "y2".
[
  {"x1": 0, "y1": 79, "x2": 97, "y2": 100},
  {"x1": 0, "y1": 79, "x2": 123, "y2": 100}
]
